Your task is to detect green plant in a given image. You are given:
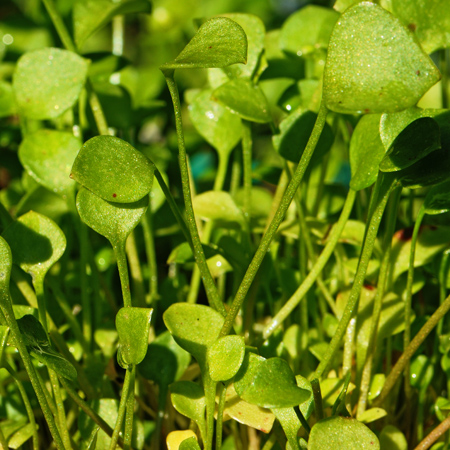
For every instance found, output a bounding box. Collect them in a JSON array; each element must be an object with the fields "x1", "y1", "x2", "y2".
[{"x1": 1, "y1": 0, "x2": 450, "y2": 449}]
